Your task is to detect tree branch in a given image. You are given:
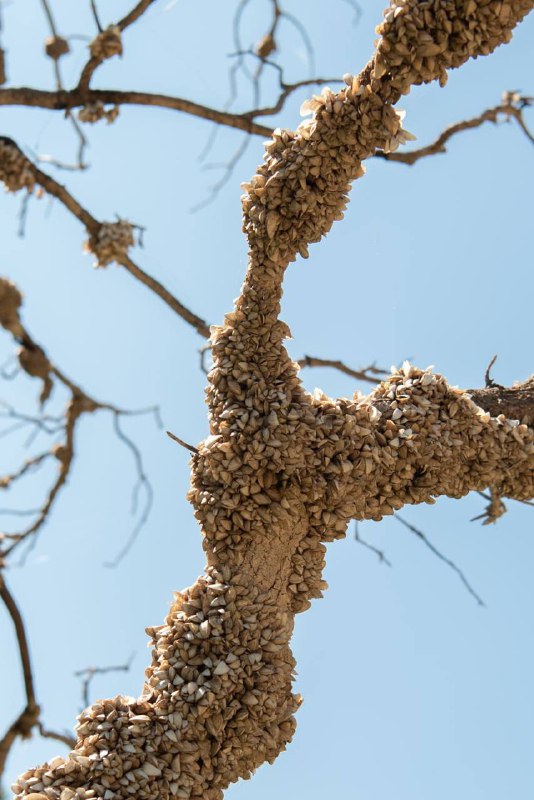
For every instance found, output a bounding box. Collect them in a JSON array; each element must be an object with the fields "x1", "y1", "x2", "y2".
[
  {"x1": 376, "y1": 94, "x2": 533, "y2": 165},
  {"x1": 0, "y1": 573, "x2": 39, "y2": 778},
  {"x1": 9, "y1": 1, "x2": 534, "y2": 798},
  {"x1": 0, "y1": 278, "x2": 161, "y2": 563}
]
